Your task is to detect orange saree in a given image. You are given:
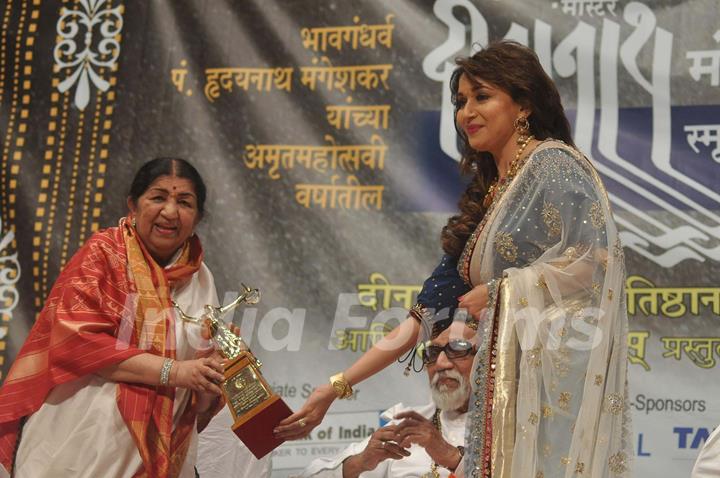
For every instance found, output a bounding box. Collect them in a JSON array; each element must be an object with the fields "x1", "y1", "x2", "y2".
[{"x1": 0, "y1": 218, "x2": 204, "y2": 477}]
